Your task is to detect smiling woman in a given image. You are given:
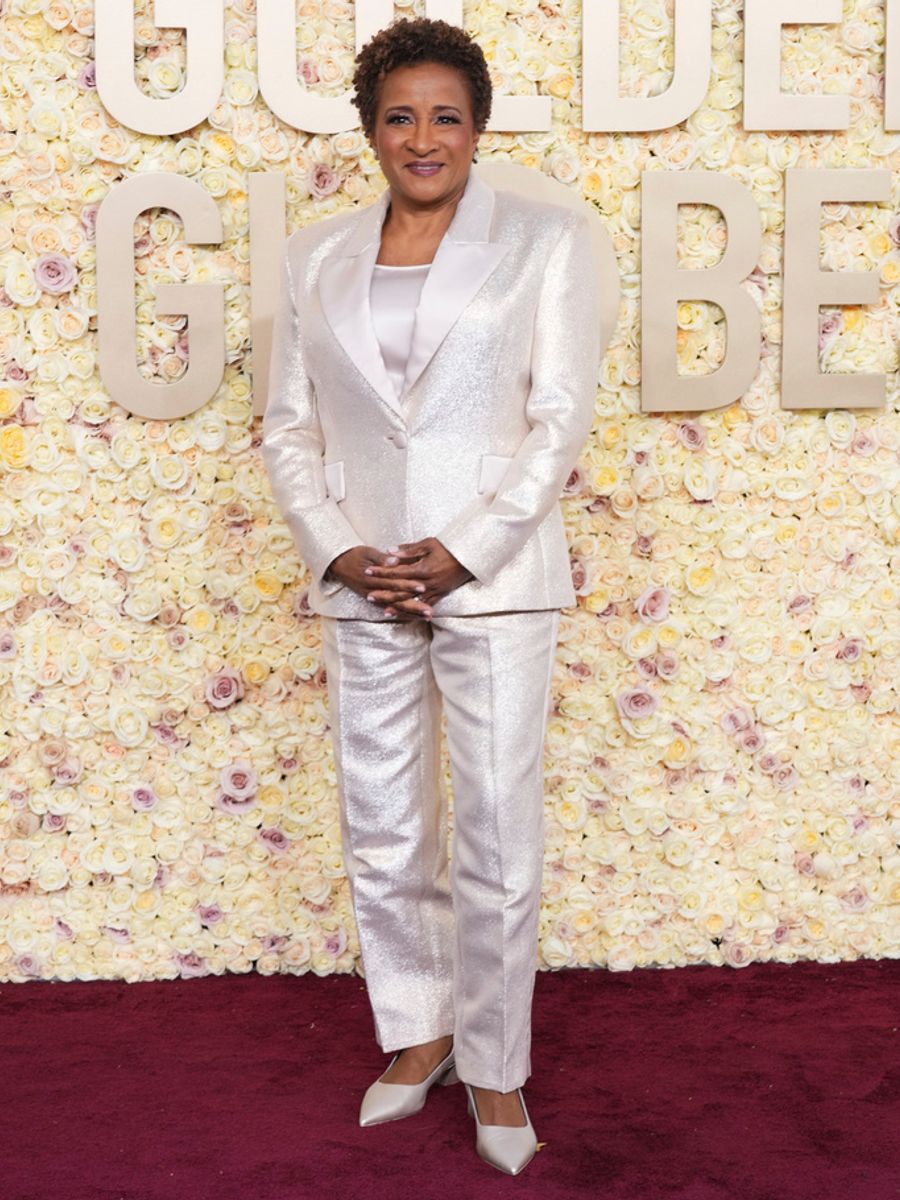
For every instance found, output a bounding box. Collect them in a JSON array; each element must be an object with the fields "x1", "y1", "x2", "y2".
[{"x1": 260, "y1": 14, "x2": 601, "y2": 1180}]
